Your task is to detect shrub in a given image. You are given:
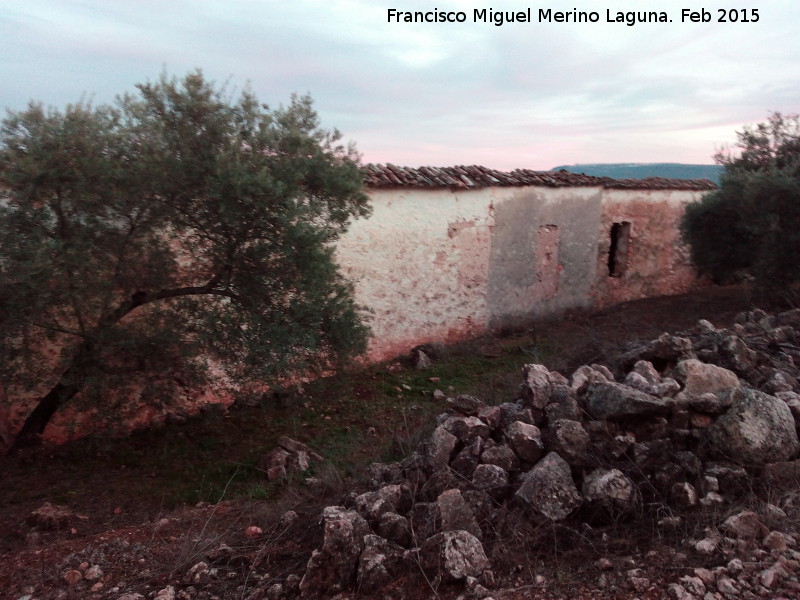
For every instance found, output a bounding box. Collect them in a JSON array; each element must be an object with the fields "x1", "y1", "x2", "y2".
[{"x1": 681, "y1": 113, "x2": 800, "y2": 300}]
